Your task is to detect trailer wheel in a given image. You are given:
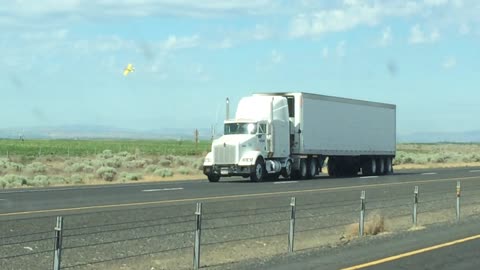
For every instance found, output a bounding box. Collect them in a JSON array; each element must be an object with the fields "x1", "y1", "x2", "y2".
[
  {"x1": 328, "y1": 158, "x2": 337, "y2": 177},
  {"x1": 362, "y1": 158, "x2": 376, "y2": 176},
  {"x1": 281, "y1": 159, "x2": 293, "y2": 179},
  {"x1": 250, "y1": 157, "x2": 266, "y2": 182},
  {"x1": 208, "y1": 174, "x2": 220, "y2": 182},
  {"x1": 386, "y1": 158, "x2": 393, "y2": 174},
  {"x1": 299, "y1": 159, "x2": 308, "y2": 179},
  {"x1": 376, "y1": 158, "x2": 385, "y2": 175},
  {"x1": 307, "y1": 157, "x2": 317, "y2": 179}
]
